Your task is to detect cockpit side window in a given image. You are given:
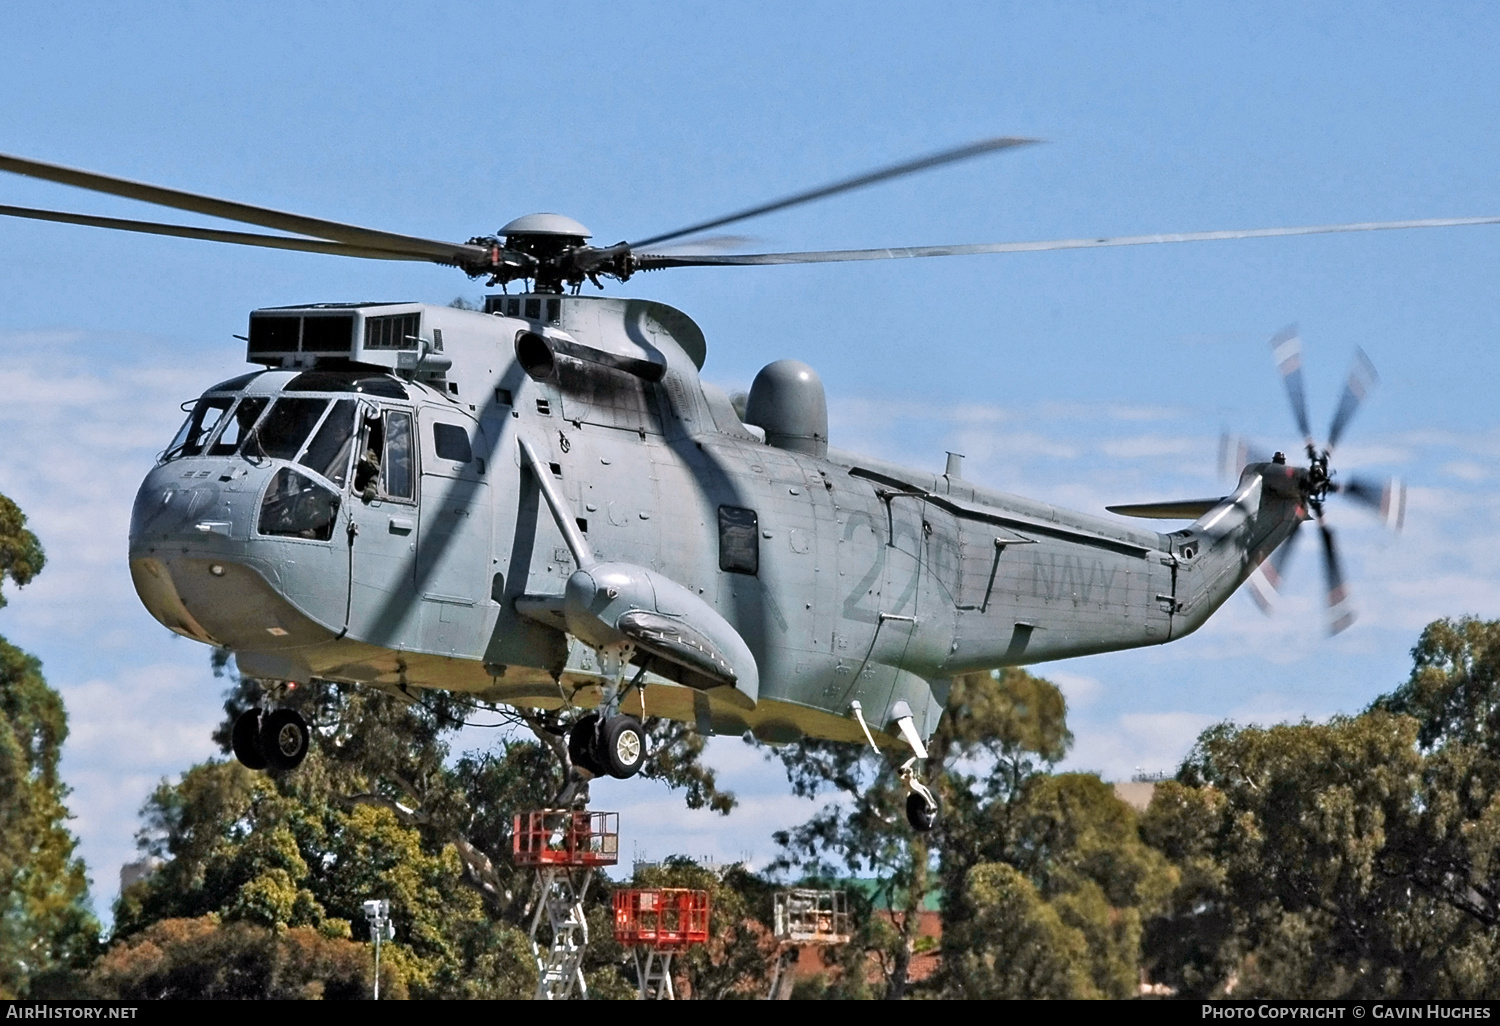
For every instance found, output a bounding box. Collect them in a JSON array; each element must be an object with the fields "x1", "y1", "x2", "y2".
[
  {"x1": 166, "y1": 396, "x2": 233, "y2": 460},
  {"x1": 352, "y1": 407, "x2": 416, "y2": 503},
  {"x1": 208, "y1": 397, "x2": 268, "y2": 456},
  {"x1": 382, "y1": 411, "x2": 415, "y2": 500}
]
